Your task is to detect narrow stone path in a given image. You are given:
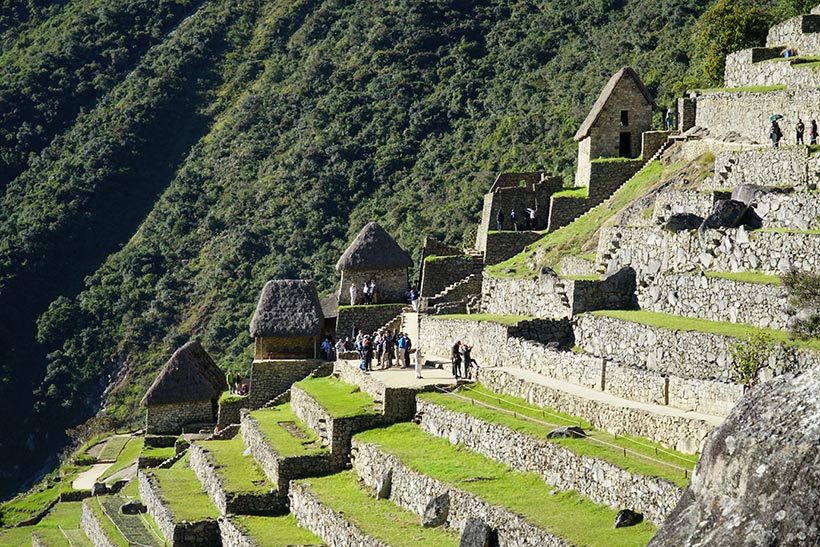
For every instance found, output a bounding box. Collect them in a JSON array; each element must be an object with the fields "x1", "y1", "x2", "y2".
[{"x1": 72, "y1": 463, "x2": 113, "y2": 490}]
